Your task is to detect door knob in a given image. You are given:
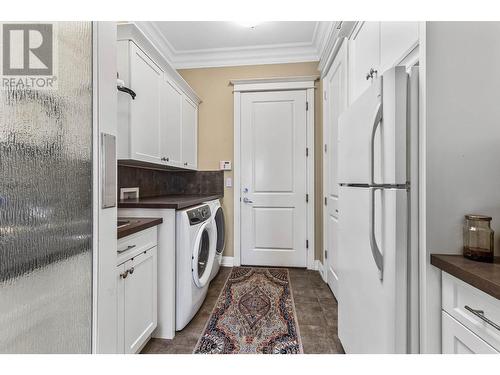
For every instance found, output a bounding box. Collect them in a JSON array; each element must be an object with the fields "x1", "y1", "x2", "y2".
[{"x1": 243, "y1": 197, "x2": 253, "y2": 204}]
